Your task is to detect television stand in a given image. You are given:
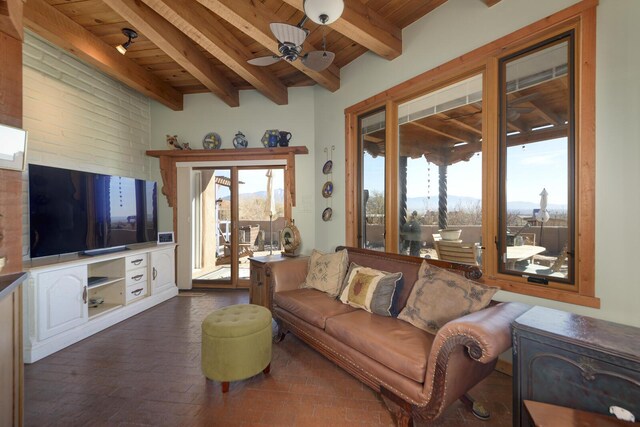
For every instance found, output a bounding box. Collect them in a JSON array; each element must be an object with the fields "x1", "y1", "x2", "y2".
[{"x1": 23, "y1": 243, "x2": 177, "y2": 363}]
